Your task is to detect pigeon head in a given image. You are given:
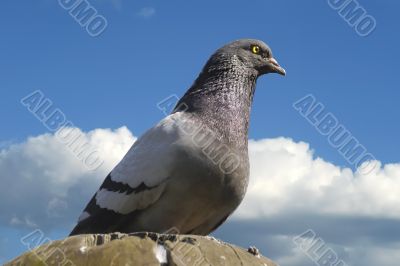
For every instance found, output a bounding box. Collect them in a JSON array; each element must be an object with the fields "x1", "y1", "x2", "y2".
[
  {"x1": 175, "y1": 39, "x2": 285, "y2": 148},
  {"x1": 212, "y1": 39, "x2": 286, "y2": 76},
  {"x1": 177, "y1": 39, "x2": 286, "y2": 109}
]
